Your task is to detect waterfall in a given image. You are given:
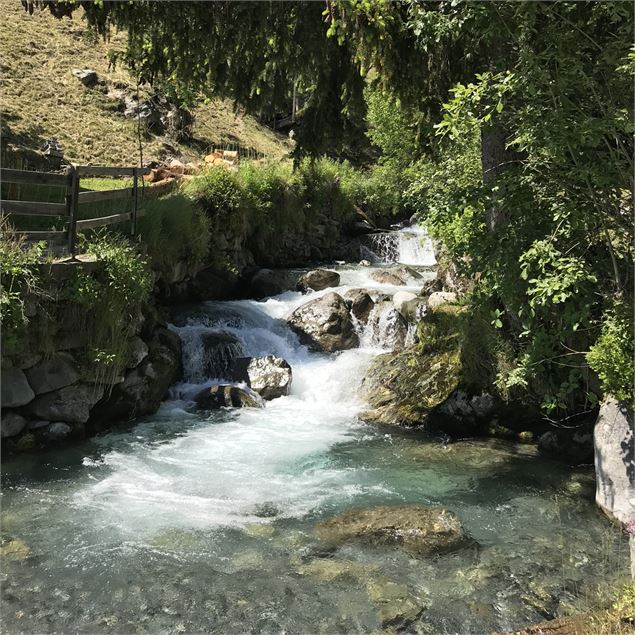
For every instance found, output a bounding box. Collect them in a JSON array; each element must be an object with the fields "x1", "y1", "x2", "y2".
[{"x1": 366, "y1": 225, "x2": 436, "y2": 266}]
